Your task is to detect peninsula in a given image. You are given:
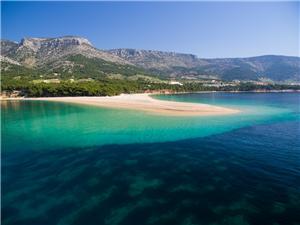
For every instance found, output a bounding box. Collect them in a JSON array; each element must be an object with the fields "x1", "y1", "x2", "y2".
[{"x1": 24, "y1": 94, "x2": 240, "y2": 116}]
